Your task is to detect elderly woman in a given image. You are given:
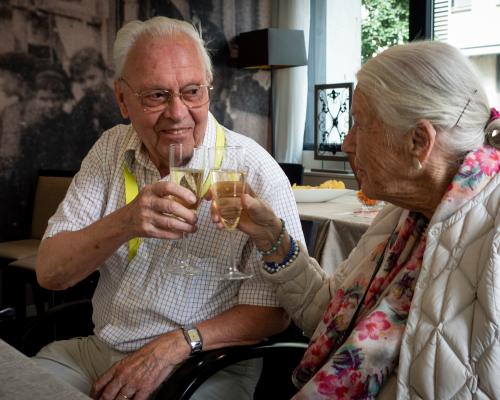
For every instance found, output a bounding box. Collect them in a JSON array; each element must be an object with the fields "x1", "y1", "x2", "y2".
[{"x1": 211, "y1": 41, "x2": 500, "y2": 399}]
